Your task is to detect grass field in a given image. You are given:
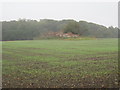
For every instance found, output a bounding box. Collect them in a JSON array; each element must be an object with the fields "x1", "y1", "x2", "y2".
[{"x1": 2, "y1": 38, "x2": 118, "y2": 88}]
